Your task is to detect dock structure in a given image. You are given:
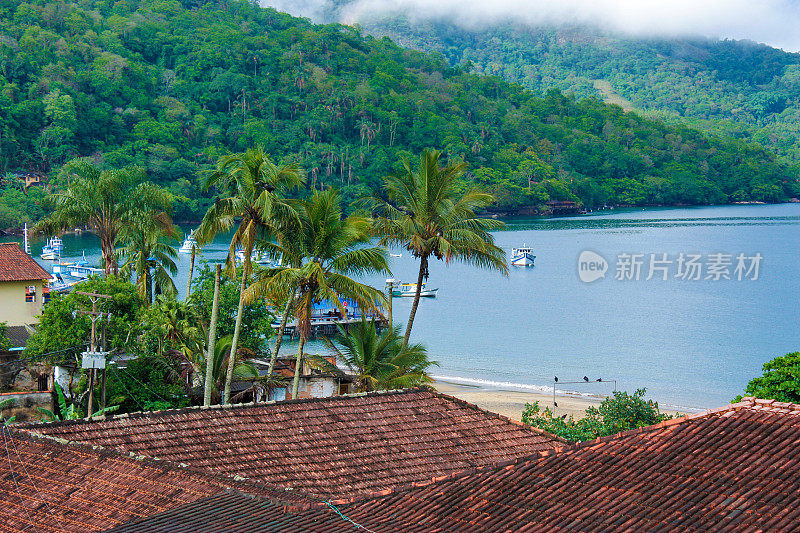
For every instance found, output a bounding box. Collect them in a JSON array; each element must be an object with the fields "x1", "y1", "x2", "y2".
[
  {"x1": 275, "y1": 315, "x2": 386, "y2": 338},
  {"x1": 273, "y1": 297, "x2": 387, "y2": 338}
]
